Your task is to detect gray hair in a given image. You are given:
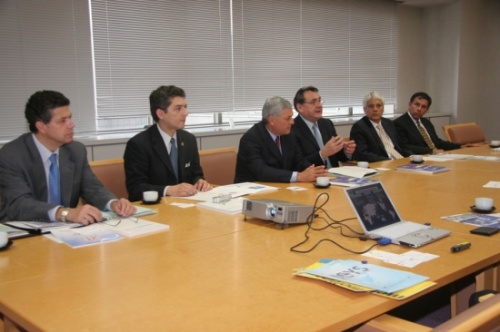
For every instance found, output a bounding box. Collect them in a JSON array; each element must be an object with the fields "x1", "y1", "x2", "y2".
[
  {"x1": 363, "y1": 91, "x2": 385, "y2": 109},
  {"x1": 262, "y1": 96, "x2": 292, "y2": 124}
]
